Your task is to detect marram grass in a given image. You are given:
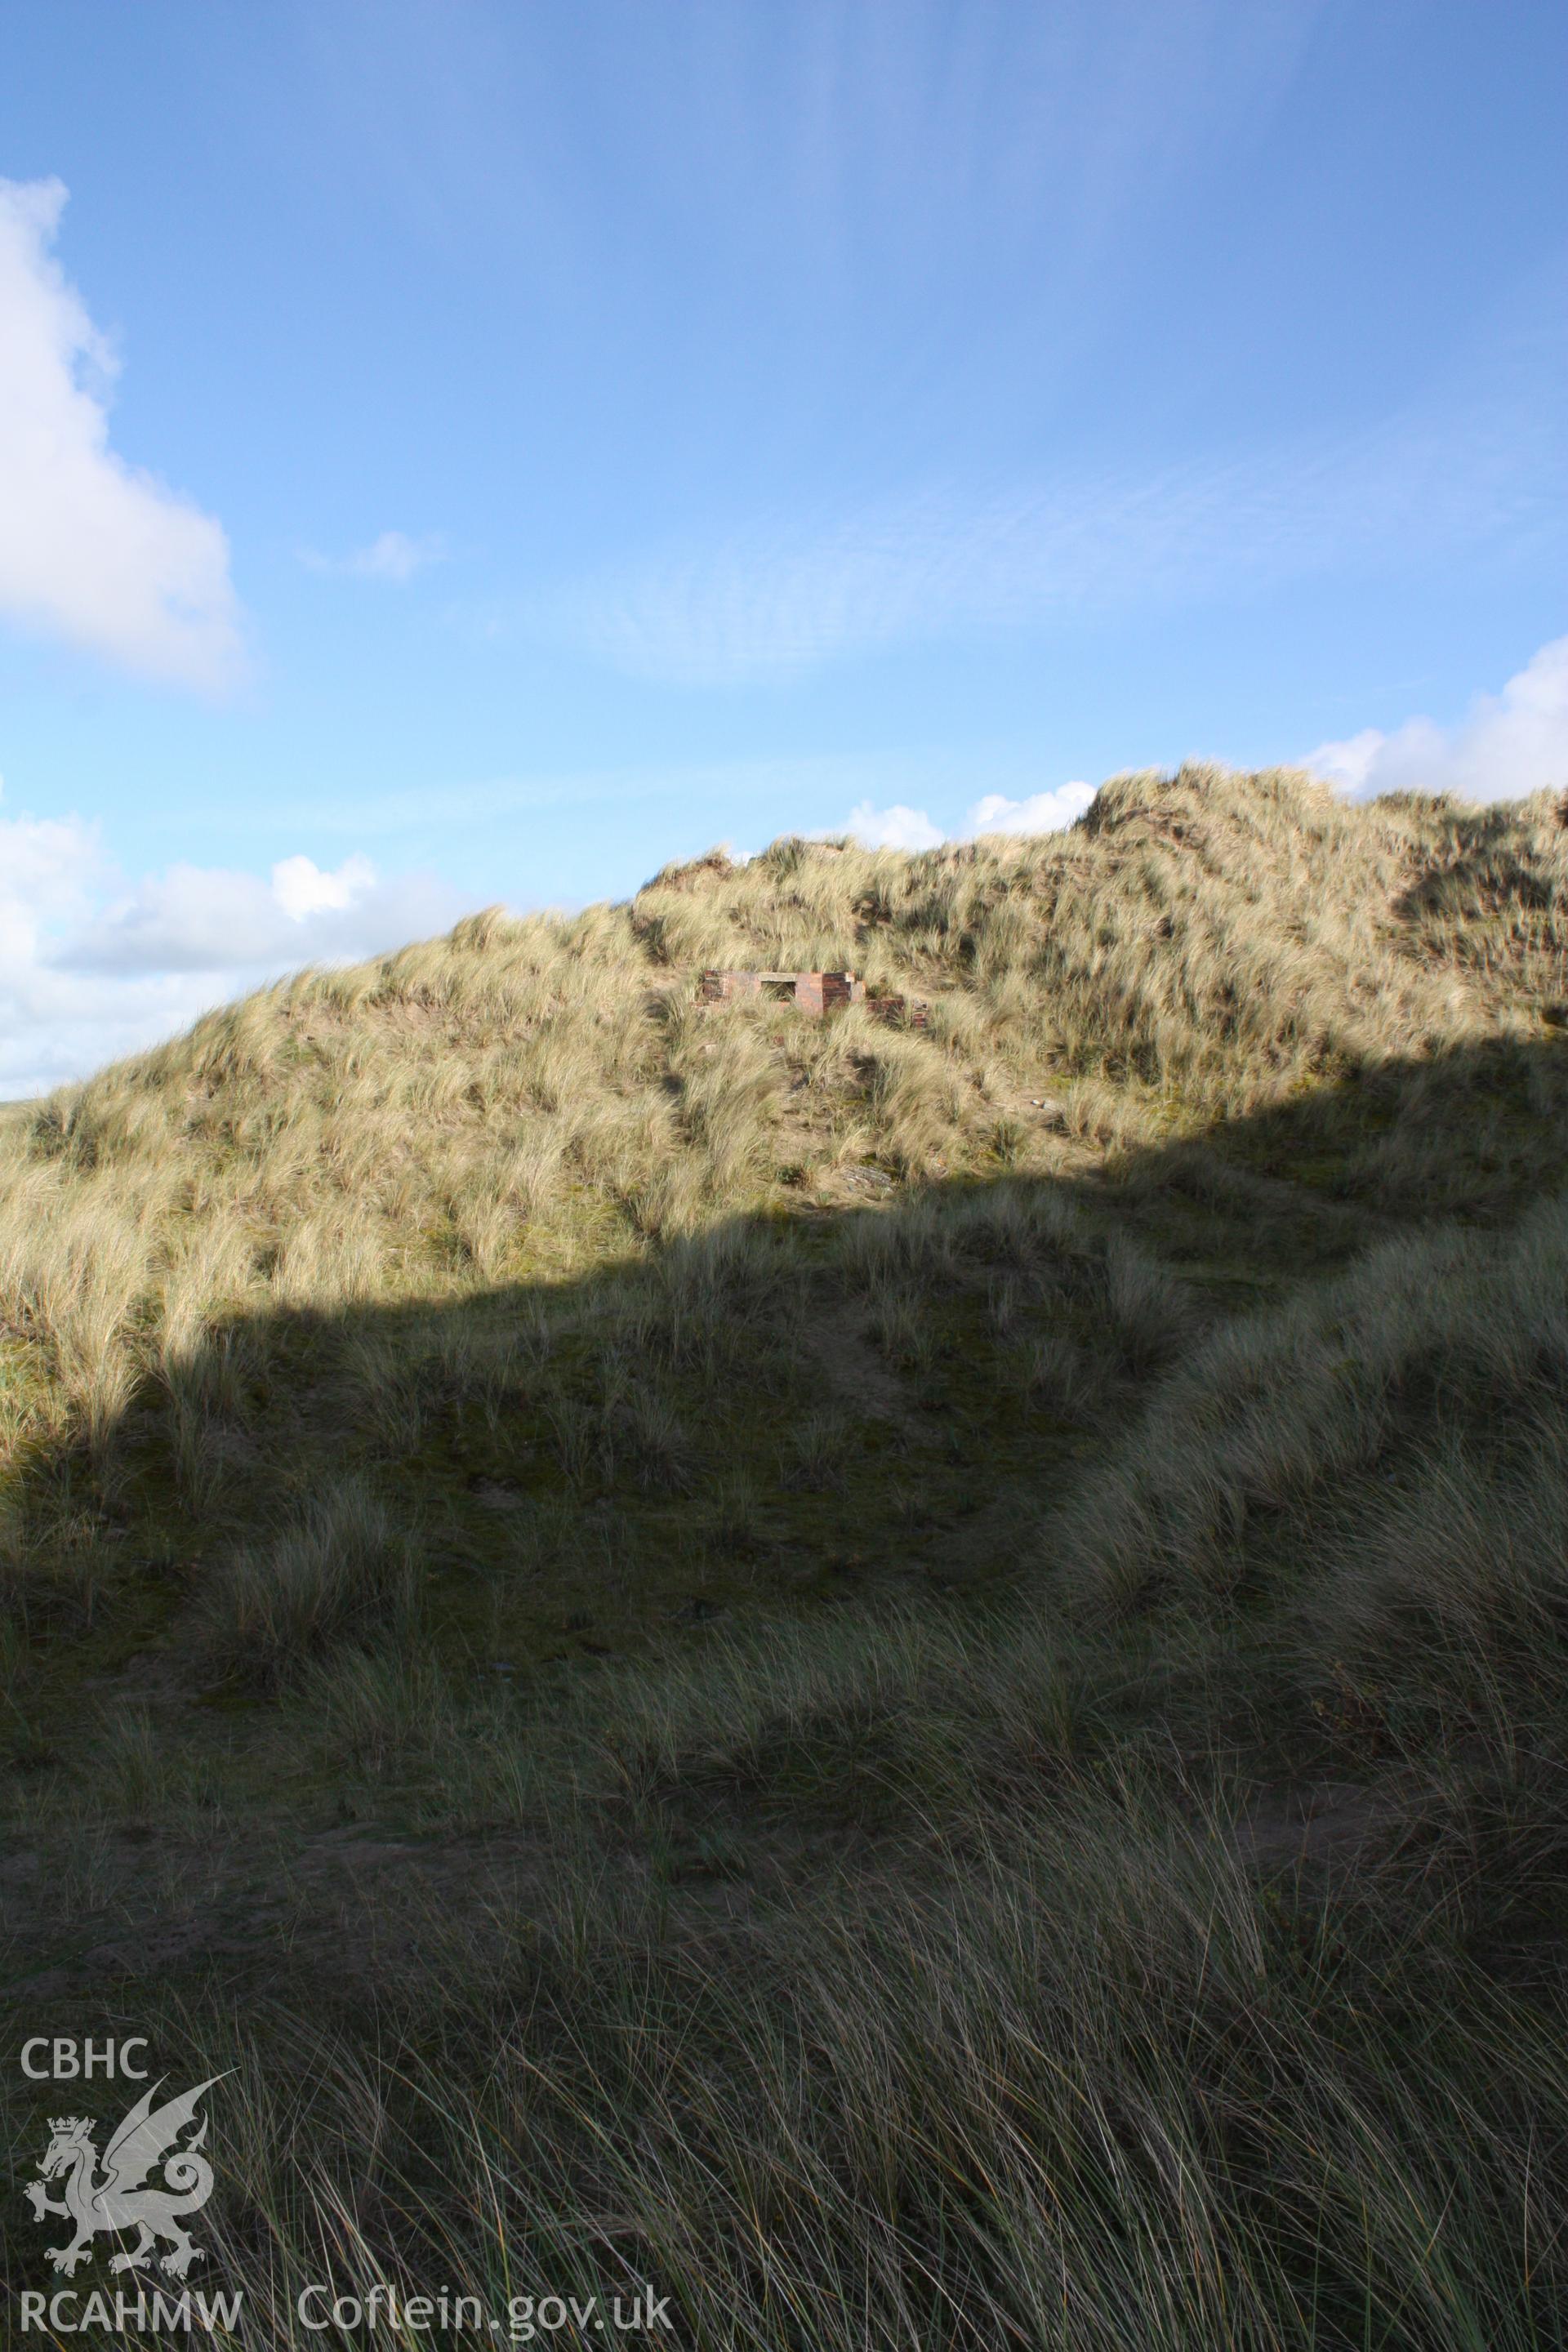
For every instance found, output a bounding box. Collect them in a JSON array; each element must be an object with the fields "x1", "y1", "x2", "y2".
[{"x1": 4, "y1": 764, "x2": 1568, "y2": 2347}]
